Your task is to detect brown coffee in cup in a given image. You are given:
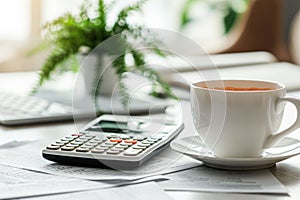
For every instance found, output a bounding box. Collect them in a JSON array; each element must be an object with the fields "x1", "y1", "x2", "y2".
[{"x1": 201, "y1": 86, "x2": 273, "y2": 91}]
